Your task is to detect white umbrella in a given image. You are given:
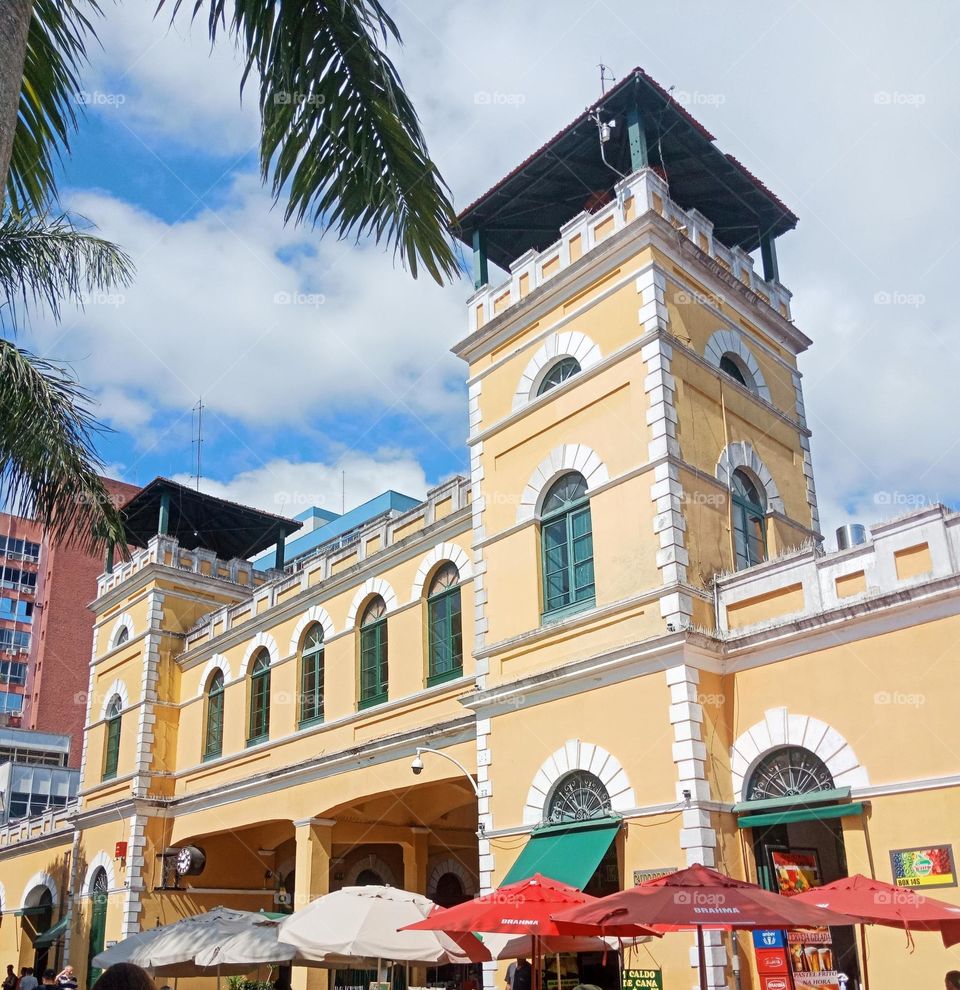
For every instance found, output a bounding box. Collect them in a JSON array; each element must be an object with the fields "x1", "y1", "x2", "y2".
[
  {"x1": 92, "y1": 907, "x2": 273, "y2": 976},
  {"x1": 195, "y1": 919, "x2": 358, "y2": 969},
  {"x1": 279, "y1": 886, "x2": 485, "y2": 964}
]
